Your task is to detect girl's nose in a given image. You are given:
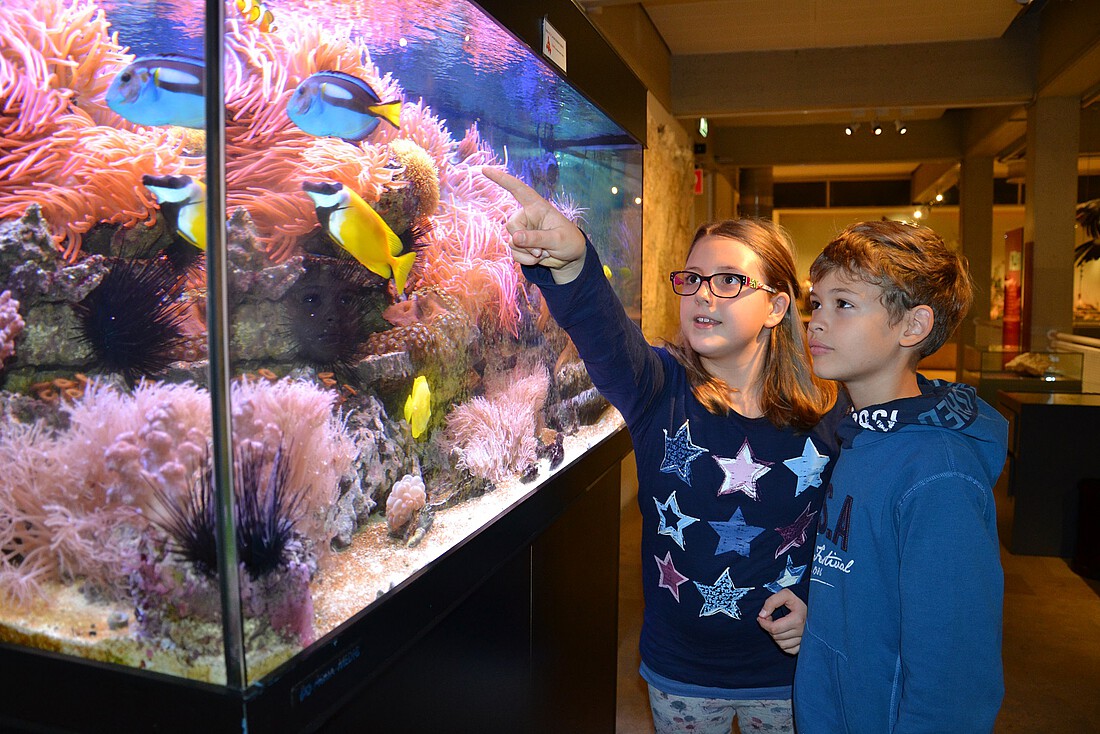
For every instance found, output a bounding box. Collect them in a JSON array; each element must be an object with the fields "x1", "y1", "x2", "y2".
[{"x1": 694, "y1": 281, "x2": 714, "y2": 303}]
